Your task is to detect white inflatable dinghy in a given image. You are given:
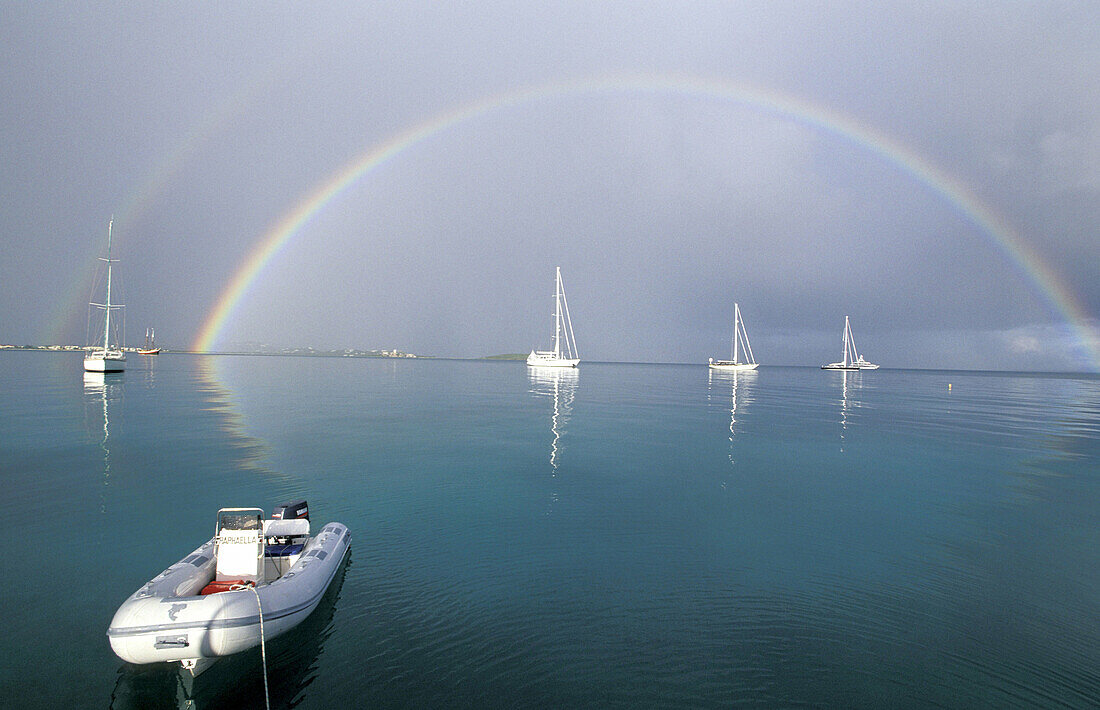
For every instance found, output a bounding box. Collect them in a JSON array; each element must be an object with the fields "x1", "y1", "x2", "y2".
[{"x1": 107, "y1": 501, "x2": 350, "y2": 674}]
